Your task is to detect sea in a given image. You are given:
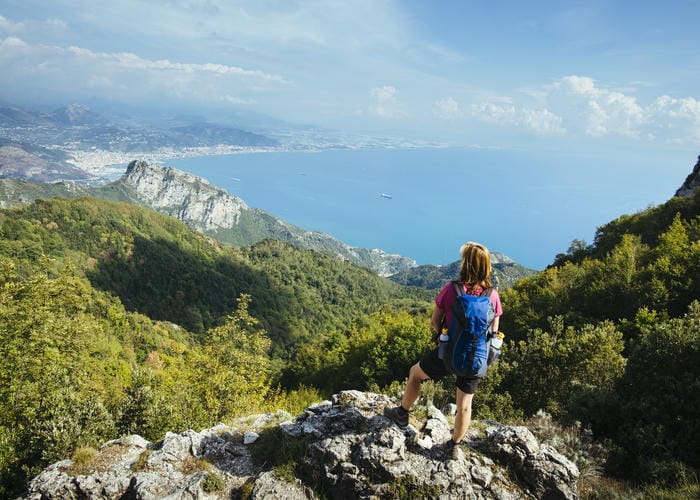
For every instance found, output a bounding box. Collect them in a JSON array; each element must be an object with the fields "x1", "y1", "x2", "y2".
[{"x1": 167, "y1": 147, "x2": 691, "y2": 270}]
